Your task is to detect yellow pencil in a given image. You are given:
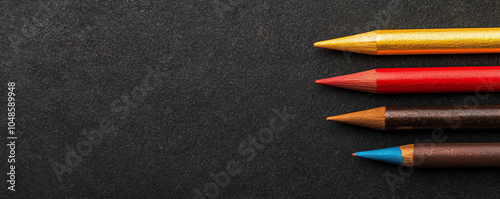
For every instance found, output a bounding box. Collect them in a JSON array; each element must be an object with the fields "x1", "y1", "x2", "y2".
[{"x1": 314, "y1": 27, "x2": 500, "y2": 55}]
